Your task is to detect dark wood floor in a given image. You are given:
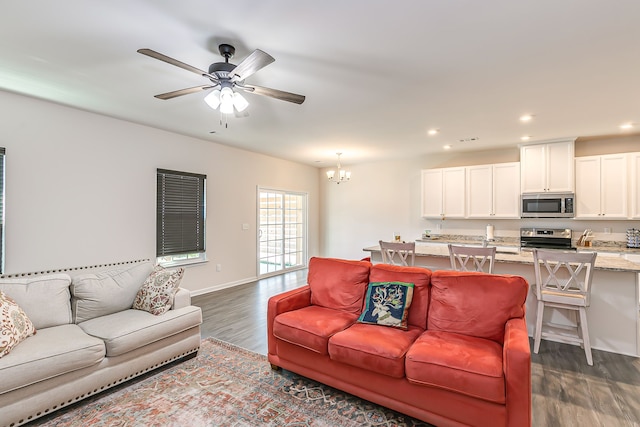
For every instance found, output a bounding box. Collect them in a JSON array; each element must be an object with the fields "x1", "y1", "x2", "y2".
[{"x1": 192, "y1": 270, "x2": 640, "y2": 427}]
